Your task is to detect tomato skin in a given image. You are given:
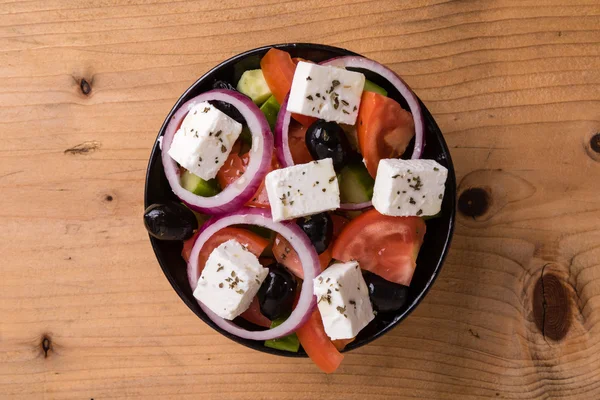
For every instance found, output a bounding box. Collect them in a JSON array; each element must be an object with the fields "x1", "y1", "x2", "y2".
[
  {"x1": 260, "y1": 48, "x2": 296, "y2": 106},
  {"x1": 185, "y1": 227, "x2": 269, "y2": 283},
  {"x1": 357, "y1": 91, "x2": 415, "y2": 177},
  {"x1": 287, "y1": 121, "x2": 313, "y2": 164},
  {"x1": 217, "y1": 151, "x2": 278, "y2": 209},
  {"x1": 272, "y1": 234, "x2": 331, "y2": 279},
  {"x1": 331, "y1": 209, "x2": 426, "y2": 286},
  {"x1": 332, "y1": 337, "x2": 354, "y2": 351},
  {"x1": 296, "y1": 309, "x2": 344, "y2": 373},
  {"x1": 181, "y1": 231, "x2": 200, "y2": 262},
  {"x1": 240, "y1": 296, "x2": 271, "y2": 328},
  {"x1": 260, "y1": 48, "x2": 316, "y2": 127},
  {"x1": 331, "y1": 214, "x2": 350, "y2": 239}
]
